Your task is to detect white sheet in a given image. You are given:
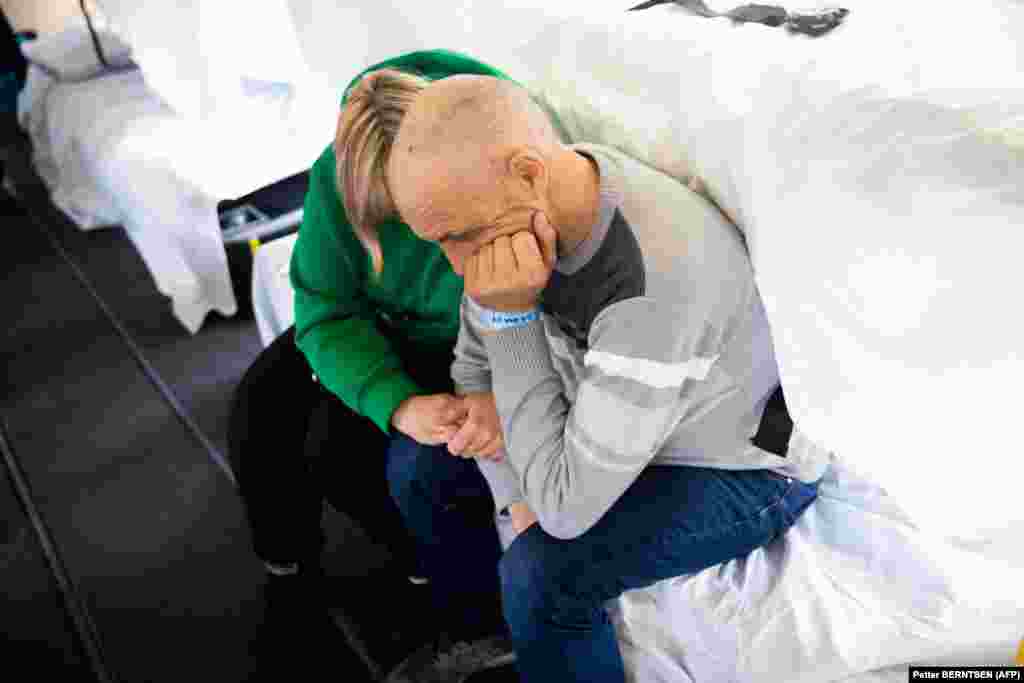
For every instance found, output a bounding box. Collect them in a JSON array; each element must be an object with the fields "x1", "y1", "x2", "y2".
[
  {"x1": 17, "y1": 25, "x2": 338, "y2": 333},
  {"x1": 605, "y1": 455, "x2": 1024, "y2": 681},
  {"x1": 252, "y1": 234, "x2": 1024, "y2": 680}
]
